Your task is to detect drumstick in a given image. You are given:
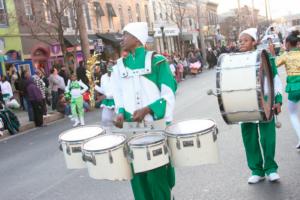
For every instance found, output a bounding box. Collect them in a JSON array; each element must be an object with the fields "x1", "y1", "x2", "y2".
[{"x1": 275, "y1": 115, "x2": 282, "y2": 129}]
